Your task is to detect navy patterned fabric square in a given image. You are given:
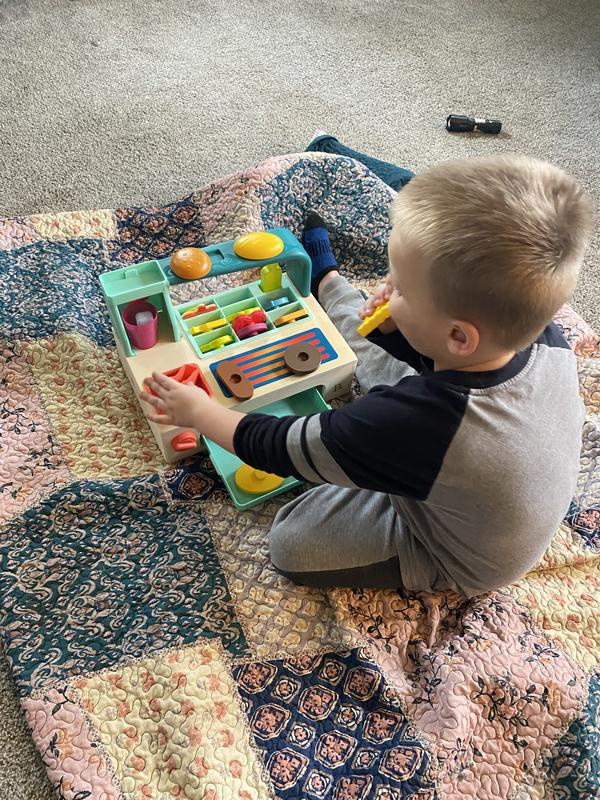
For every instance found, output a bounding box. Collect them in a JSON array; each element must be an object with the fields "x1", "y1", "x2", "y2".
[
  {"x1": 234, "y1": 648, "x2": 437, "y2": 799},
  {"x1": 0, "y1": 474, "x2": 249, "y2": 694}
]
